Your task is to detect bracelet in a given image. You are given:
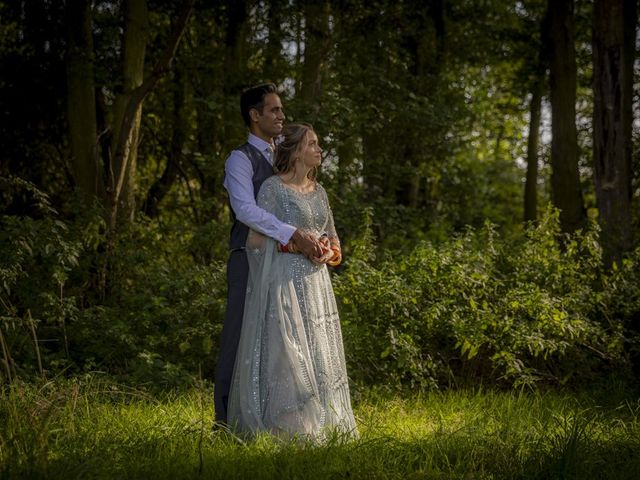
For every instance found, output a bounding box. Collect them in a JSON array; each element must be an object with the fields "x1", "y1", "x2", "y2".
[
  {"x1": 278, "y1": 243, "x2": 290, "y2": 253},
  {"x1": 278, "y1": 241, "x2": 298, "y2": 254},
  {"x1": 328, "y1": 246, "x2": 342, "y2": 266}
]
